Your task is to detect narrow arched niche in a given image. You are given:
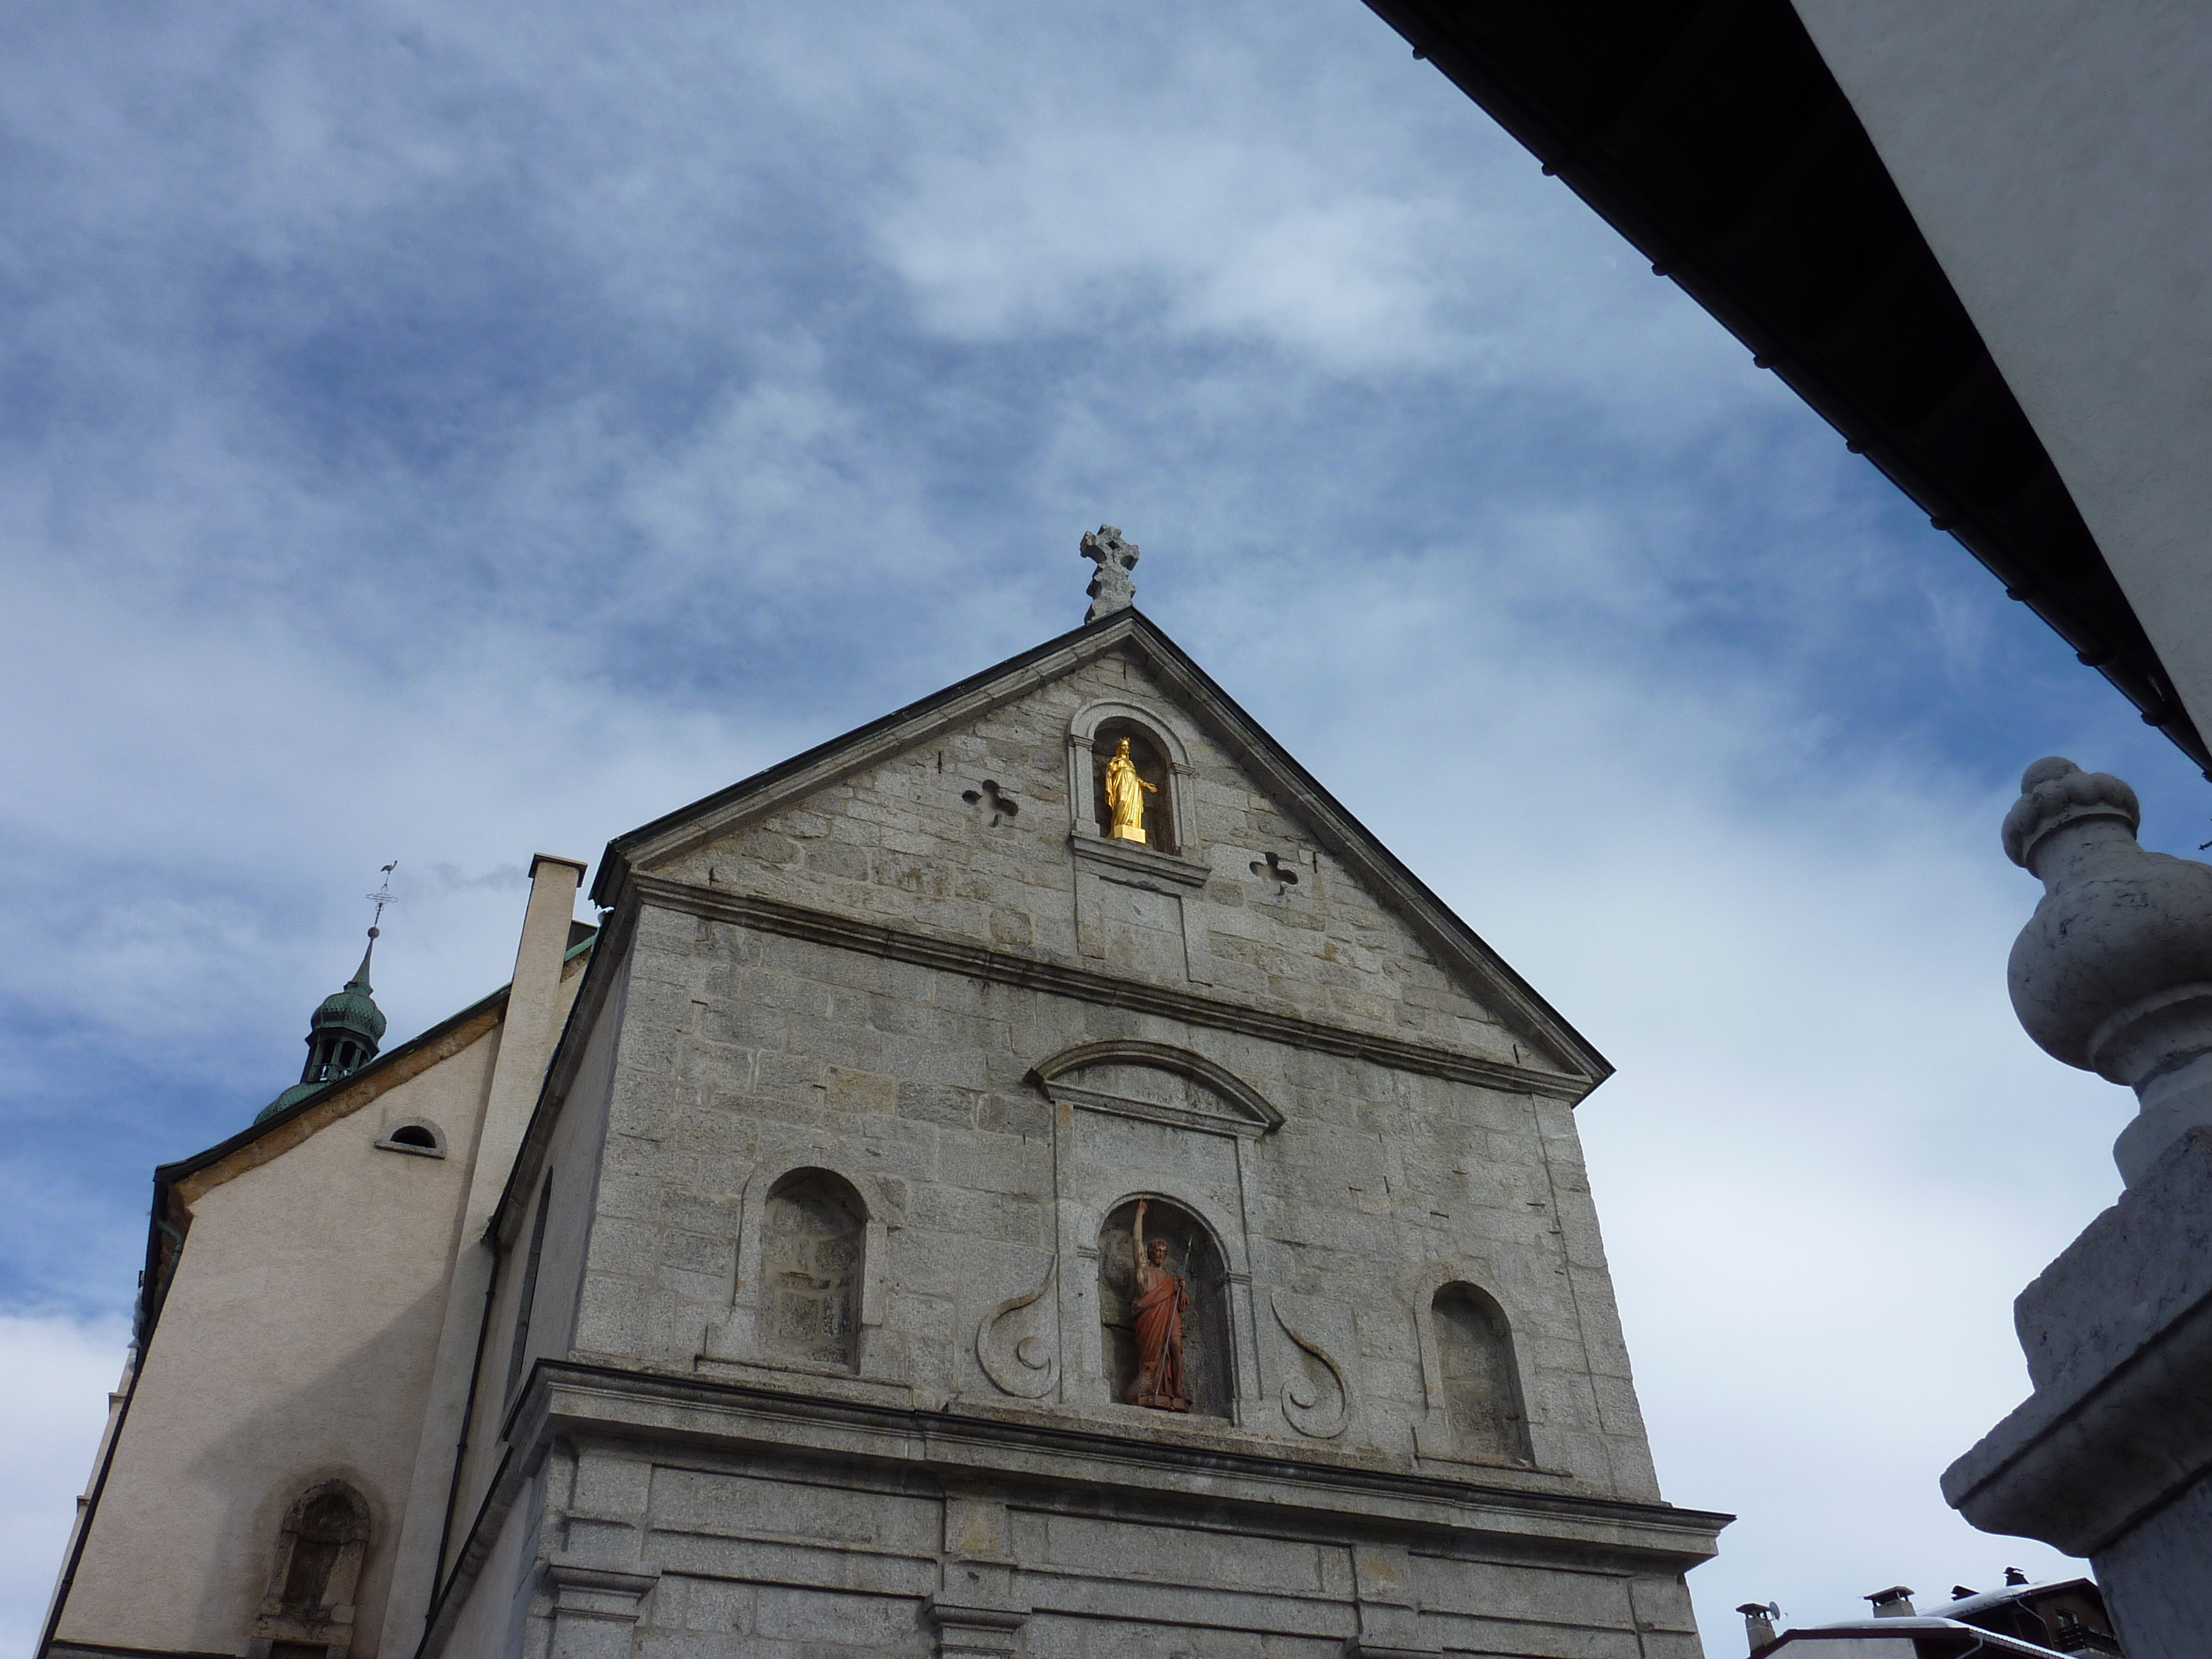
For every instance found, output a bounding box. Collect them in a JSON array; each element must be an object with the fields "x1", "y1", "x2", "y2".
[
  {"x1": 1432, "y1": 1282, "x2": 1531, "y2": 1464},
  {"x1": 1091, "y1": 719, "x2": 1176, "y2": 853},
  {"x1": 1096, "y1": 1197, "x2": 1230, "y2": 1416},
  {"x1": 762, "y1": 1168, "x2": 866, "y2": 1370},
  {"x1": 250, "y1": 1480, "x2": 370, "y2": 1657}
]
